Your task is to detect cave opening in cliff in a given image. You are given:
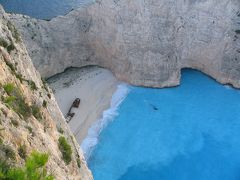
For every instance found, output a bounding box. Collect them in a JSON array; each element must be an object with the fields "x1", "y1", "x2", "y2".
[{"x1": 180, "y1": 67, "x2": 232, "y2": 88}]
